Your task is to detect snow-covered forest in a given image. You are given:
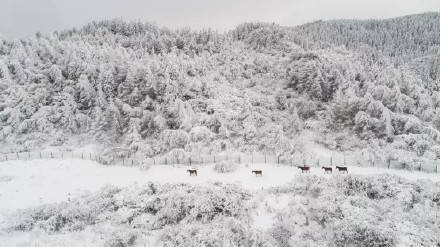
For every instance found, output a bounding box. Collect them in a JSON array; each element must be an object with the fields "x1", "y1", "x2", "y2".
[
  {"x1": 1, "y1": 12, "x2": 440, "y2": 247},
  {"x1": 1, "y1": 13, "x2": 440, "y2": 166}
]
